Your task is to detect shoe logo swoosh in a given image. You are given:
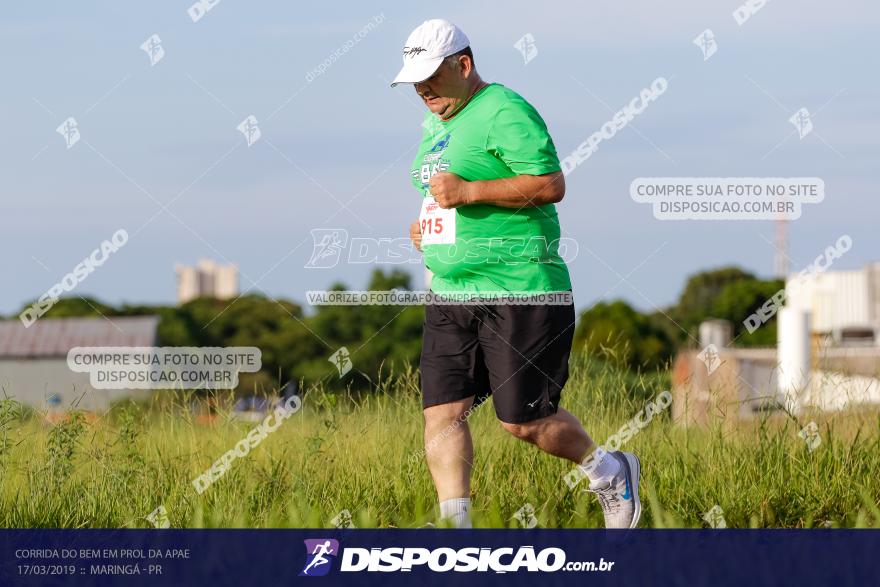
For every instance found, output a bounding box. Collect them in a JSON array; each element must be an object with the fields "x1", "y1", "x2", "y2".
[{"x1": 621, "y1": 478, "x2": 631, "y2": 500}]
